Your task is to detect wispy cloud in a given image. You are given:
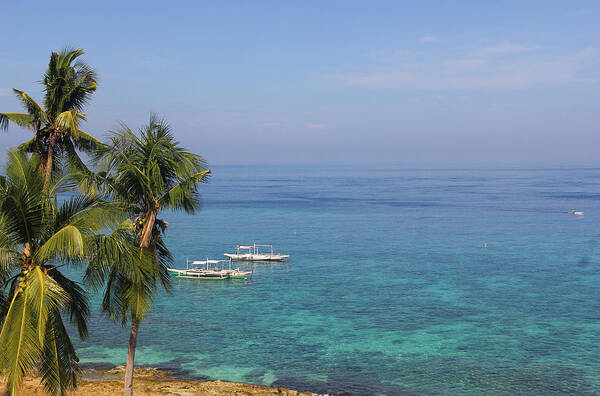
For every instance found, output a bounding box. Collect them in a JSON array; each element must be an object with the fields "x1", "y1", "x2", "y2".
[
  {"x1": 0, "y1": 88, "x2": 11, "y2": 96},
  {"x1": 419, "y1": 36, "x2": 440, "y2": 43},
  {"x1": 188, "y1": 121, "x2": 233, "y2": 128},
  {"x1": 335, "y1": 43, "x2": 598, "y2": 90},
  {"x1": 472, "y1": 42, "x2": 534, "y2": 57},
  {"x1": 392, "y1": 49, "x2": 418, "y2": 58},
  {"x1": 305, "y1": 123, "x2": 327, "y2": 130},
  {"x1": 135, "y1": 56, "x2": 177, "y2": 70},
  {"x1": 259, "y1": 122, "x2": 283, "y2": 128}
]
